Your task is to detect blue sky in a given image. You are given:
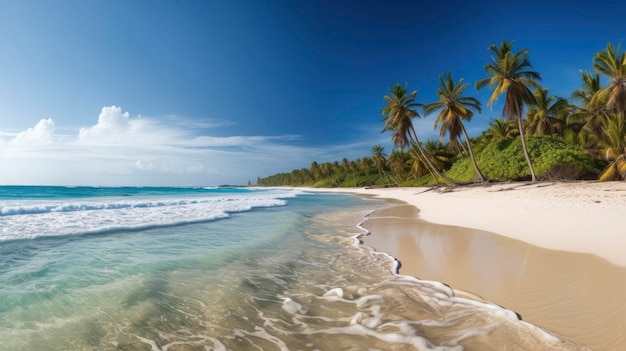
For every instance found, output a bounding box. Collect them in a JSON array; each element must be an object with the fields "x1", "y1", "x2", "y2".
[{"x1": 0, "y1": 0, "x2": 624, "y2": 186}]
